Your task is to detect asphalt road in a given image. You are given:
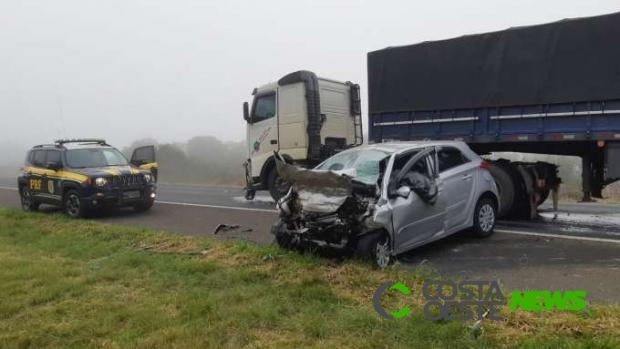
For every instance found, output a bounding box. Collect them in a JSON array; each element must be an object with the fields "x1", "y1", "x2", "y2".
[{"x1": 1, "y1": 180, "x2": 620, "y2": 301}]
